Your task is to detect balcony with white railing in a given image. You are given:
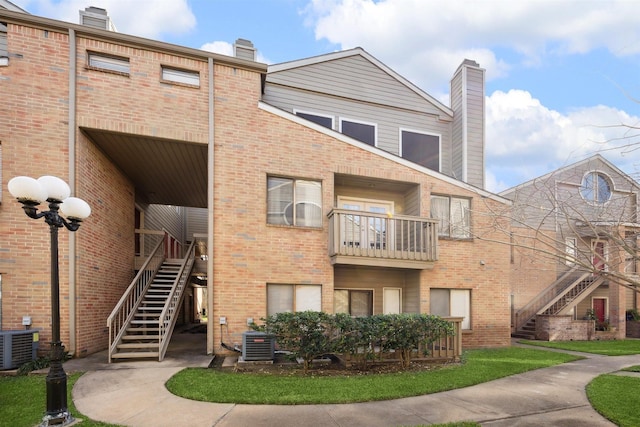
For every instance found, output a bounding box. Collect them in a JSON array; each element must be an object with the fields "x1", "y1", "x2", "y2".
[{"x1": 328, "y1": 209, "x2": 438, "y2": 269}]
